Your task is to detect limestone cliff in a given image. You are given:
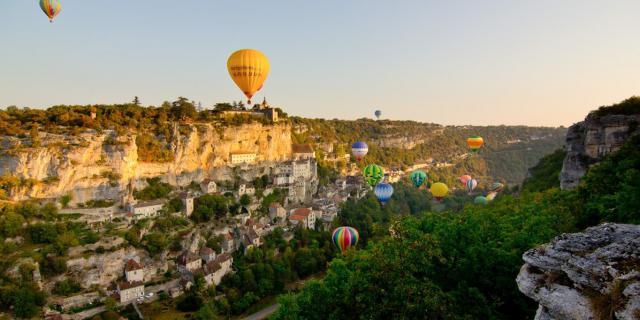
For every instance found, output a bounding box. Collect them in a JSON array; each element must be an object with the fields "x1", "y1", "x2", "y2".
[
  {"x1": 0, "y1": 122, "x2": 292, "y2": 203},
  {"x1": 560, "y1": 113, "x2": 640, "y2": 189},
  {"x1": 517, "y1": 224, "x2": 640, "y2": 320}
]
